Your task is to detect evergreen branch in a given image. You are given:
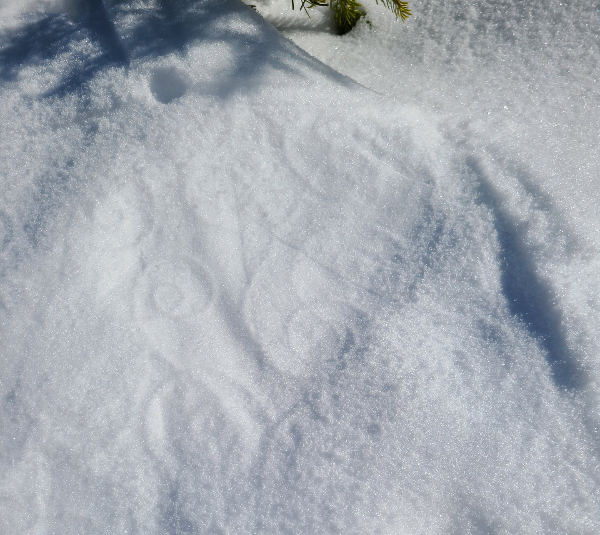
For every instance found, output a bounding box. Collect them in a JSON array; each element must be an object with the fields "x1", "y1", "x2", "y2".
[
  {"x1": 331, "y1": 0, "x2": 363, "y2": 34},
  {"x1": 294, "y1": 0, "x2": 328, "y2": 18},
  {"x1": 376, "y1": 0, "x2": 412, "y2": 22},
  {"x1": 291, "y1": 0, "x2": 411, "y2": 33}
]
